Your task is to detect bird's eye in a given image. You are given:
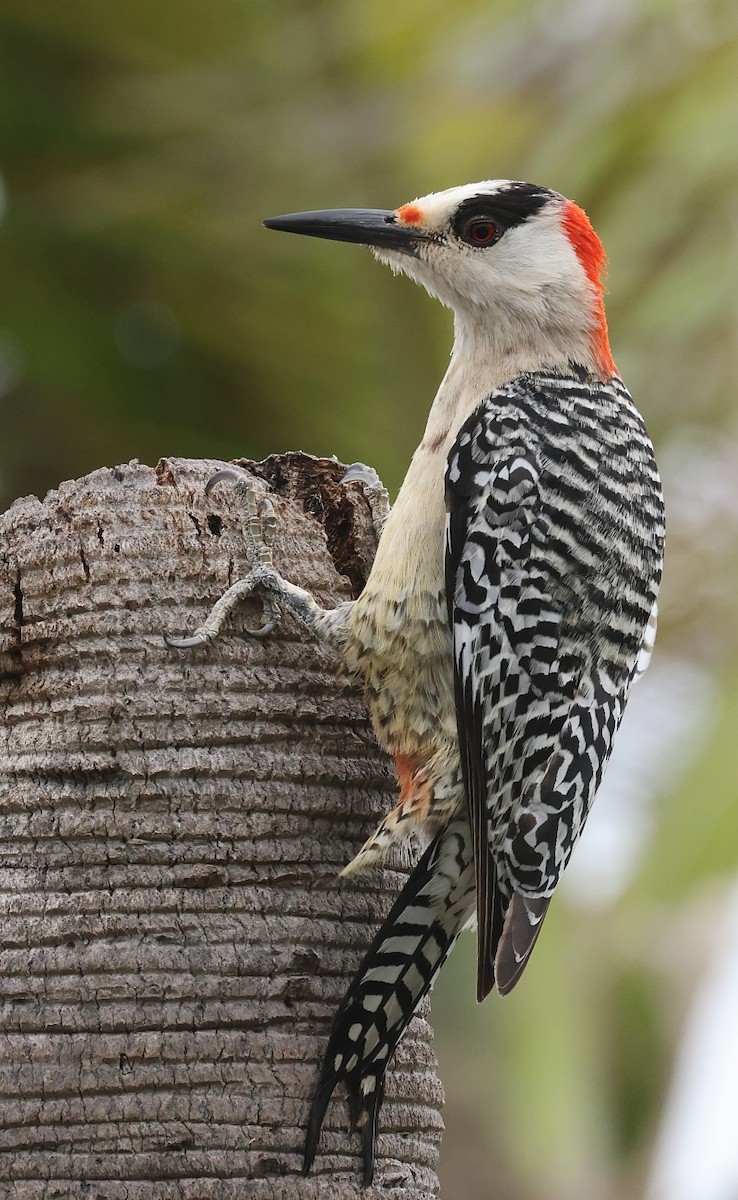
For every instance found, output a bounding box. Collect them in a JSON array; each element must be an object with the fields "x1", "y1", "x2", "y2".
[{"x1": 458, "y1": 216, "x2": 501, "y2": 247}]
